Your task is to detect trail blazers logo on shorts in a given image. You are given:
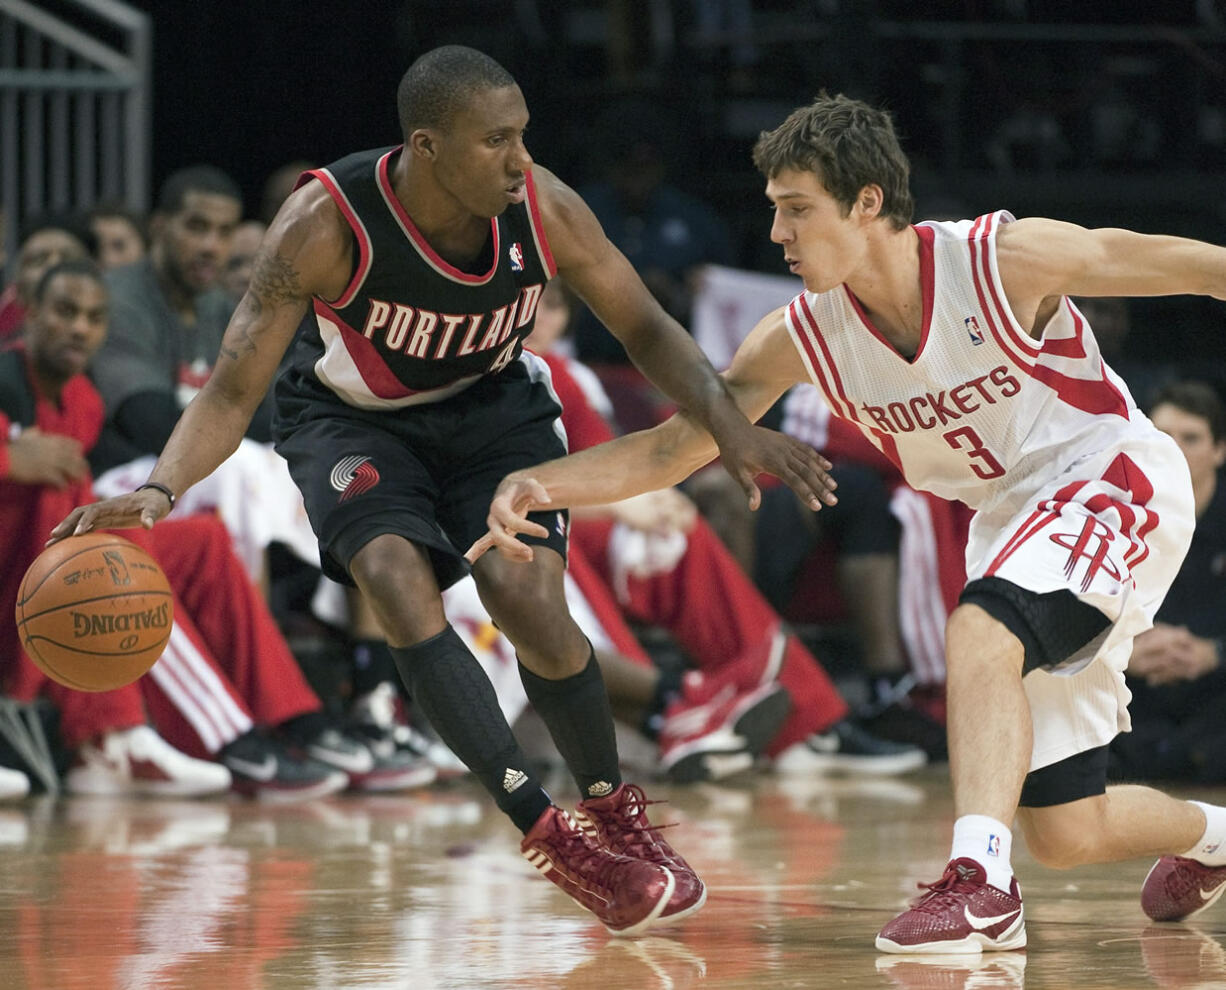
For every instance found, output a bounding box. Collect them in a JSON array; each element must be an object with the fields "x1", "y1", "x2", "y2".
[{"x1": 330, "y1": 455, "x2": 381, "y2": 503}]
